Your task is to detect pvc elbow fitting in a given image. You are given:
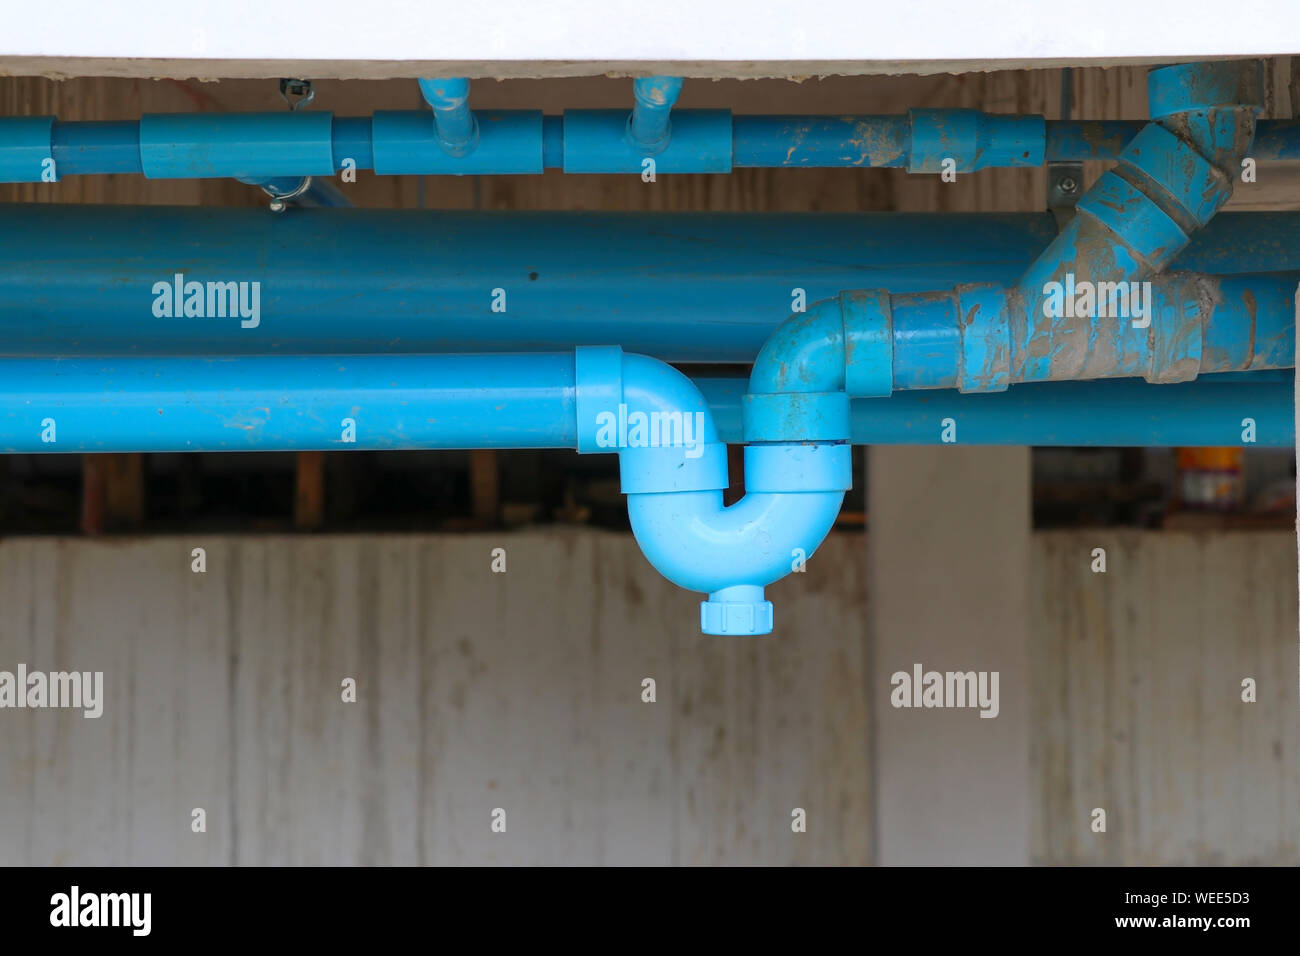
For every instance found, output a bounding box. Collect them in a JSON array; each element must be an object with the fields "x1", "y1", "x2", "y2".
[{"x1": 627, "y1": 442, "x2": 850, "y2": 636}]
